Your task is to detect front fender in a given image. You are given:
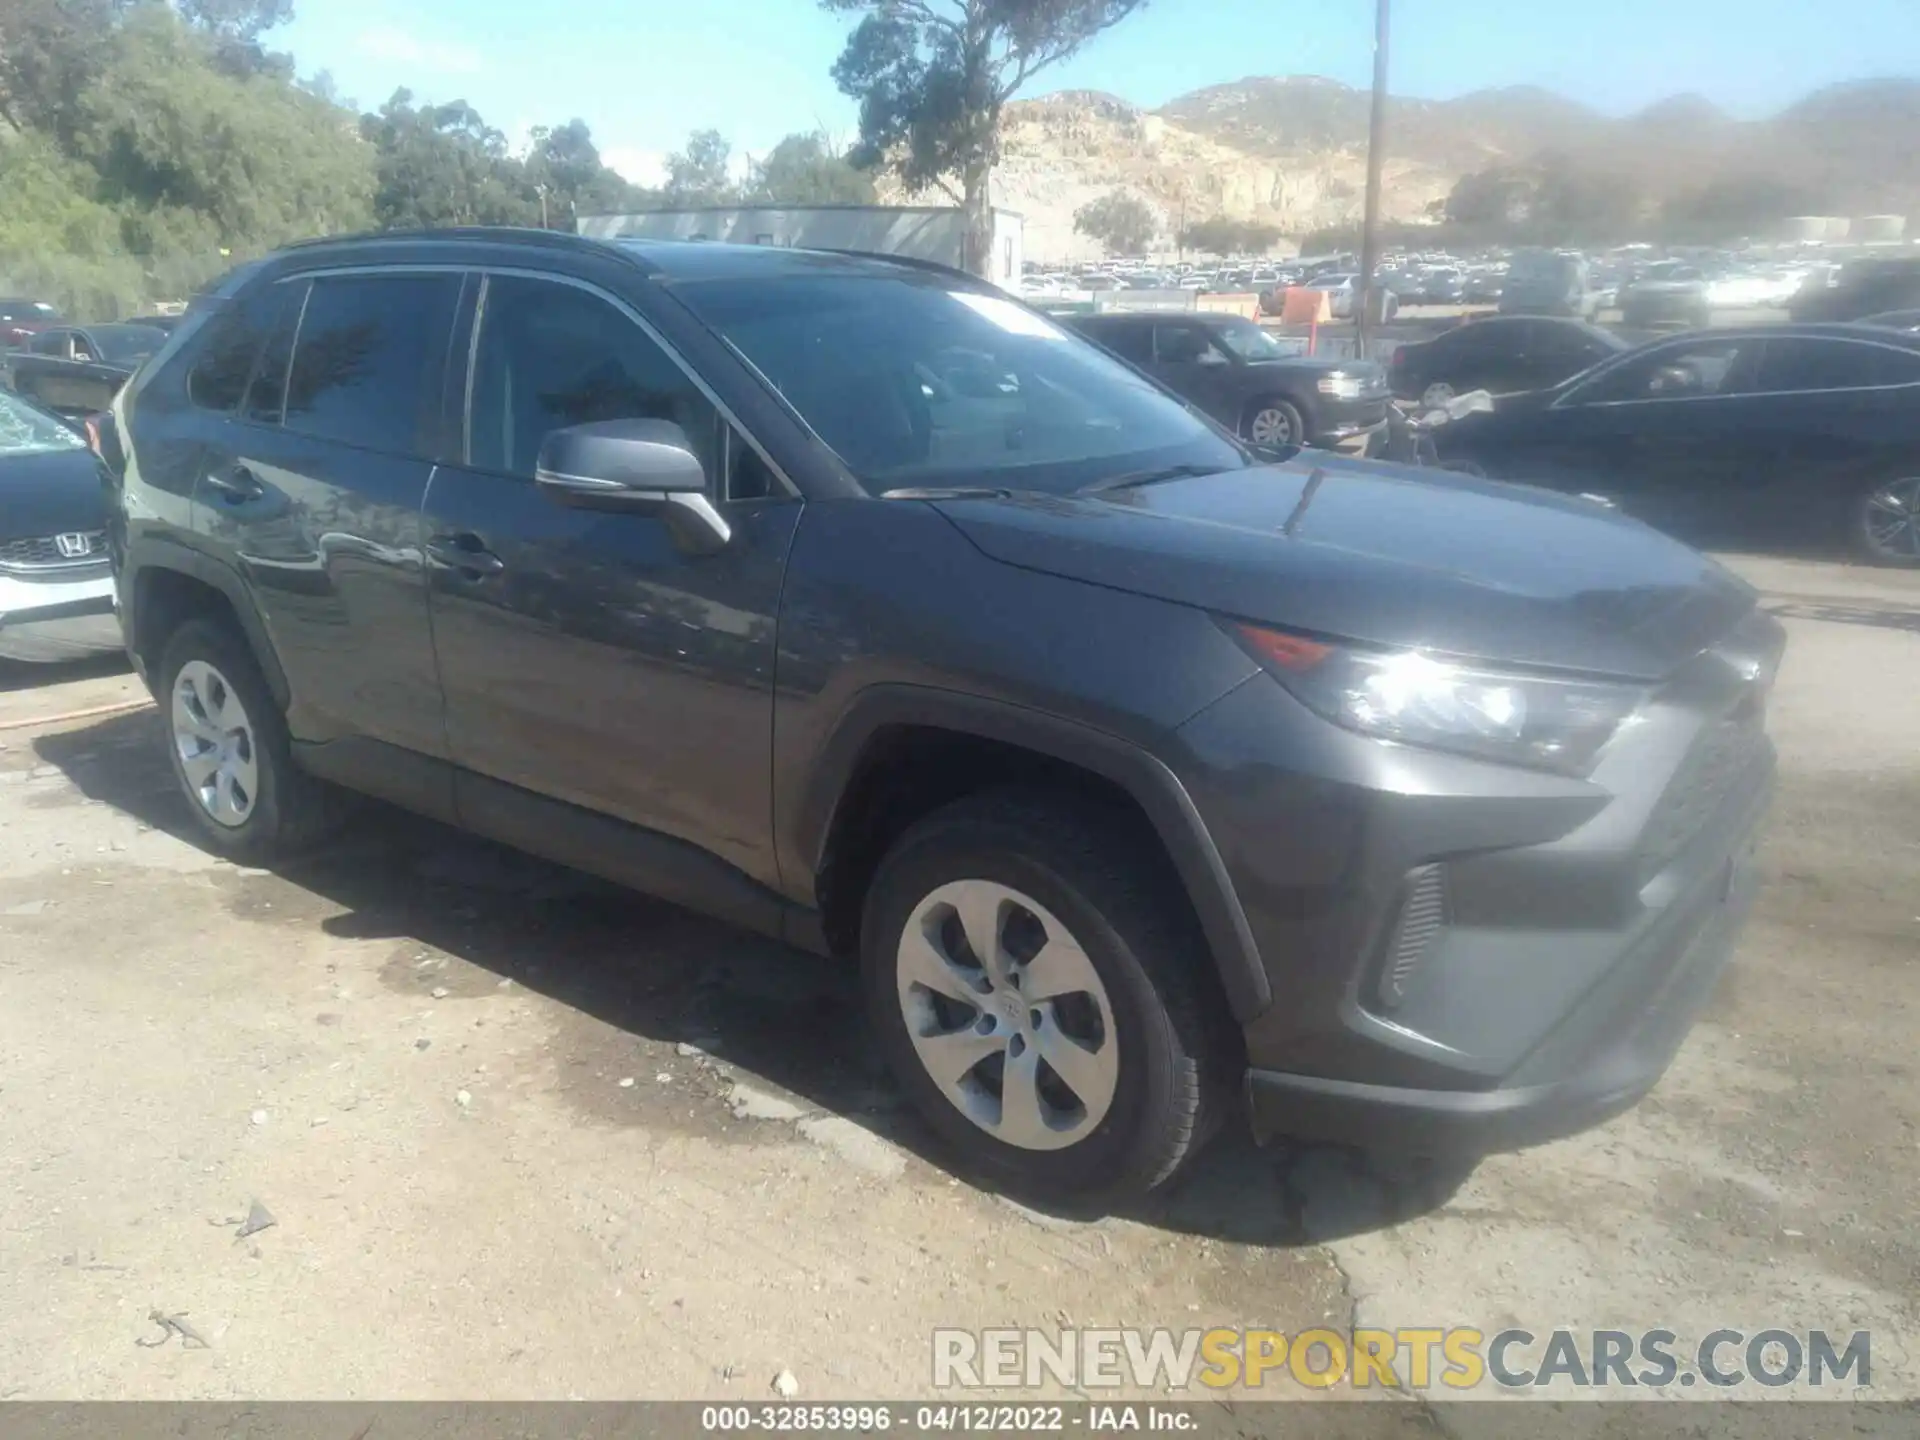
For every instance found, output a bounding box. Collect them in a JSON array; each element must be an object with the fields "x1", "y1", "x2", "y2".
[{"x1": 797, "y1": 683, "x2": 1273, "y2": 1023}]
